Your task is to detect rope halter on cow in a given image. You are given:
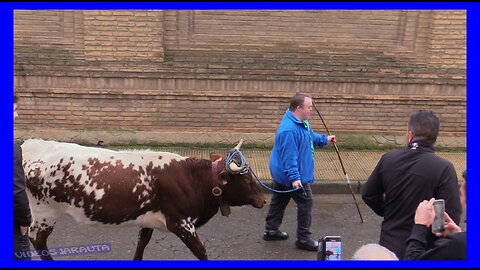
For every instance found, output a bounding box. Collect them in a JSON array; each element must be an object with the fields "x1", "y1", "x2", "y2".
[
  {"x1": 211, "y1": 139, "x2": 250, "y2": 217},
  {"x1": 225, "y1": 140, "x2": 250, "y2": 175},
  {"x1": 211, "y1": 159, "x2": 231, "y2": 217}
]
